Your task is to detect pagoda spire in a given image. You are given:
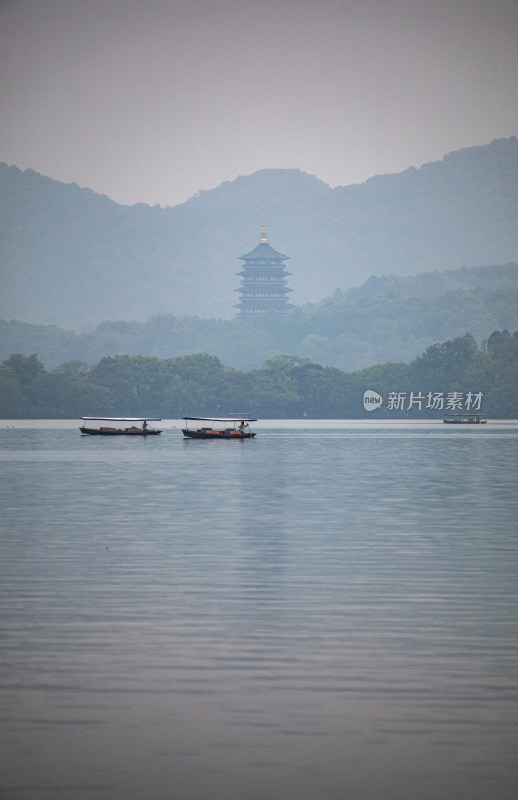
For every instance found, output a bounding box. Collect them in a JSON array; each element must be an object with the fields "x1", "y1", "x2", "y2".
[{"x1": 259, "y1": 211, "x2": 268, "y2": 243}]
